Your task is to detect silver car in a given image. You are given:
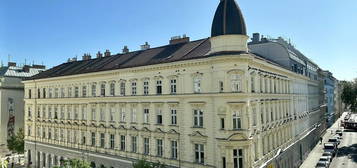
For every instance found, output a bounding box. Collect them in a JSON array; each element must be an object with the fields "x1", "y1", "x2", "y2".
[
  {"x1": 322, "y1": 152, "x2": 333, "y2": 162},
  {"x1": 316, "y1": 161, "x2": 329, "y2": 168},
  {"x1": 319, "y1": 156, "x2": 330, "y2": 167}
]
